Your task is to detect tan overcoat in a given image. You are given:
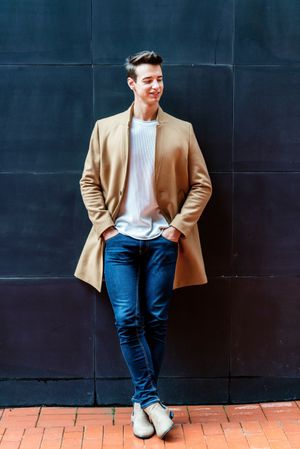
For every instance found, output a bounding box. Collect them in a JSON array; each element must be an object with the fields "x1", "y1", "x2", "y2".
[{"x1": 74, "y1": 103, "x2": 212, "y2": 293}]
